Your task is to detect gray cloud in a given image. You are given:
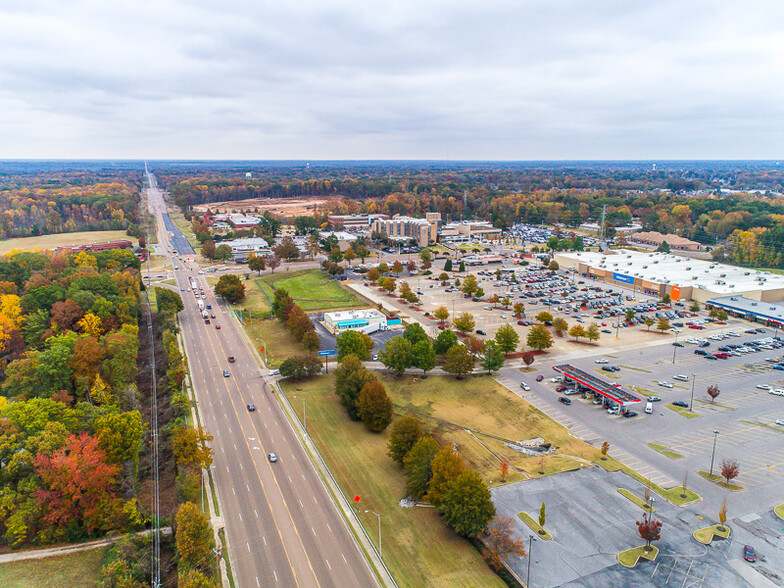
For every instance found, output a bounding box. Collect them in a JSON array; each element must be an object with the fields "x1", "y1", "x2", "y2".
[{"x1": 1, "y1": 0, "x2": 783, "y2": 159}]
